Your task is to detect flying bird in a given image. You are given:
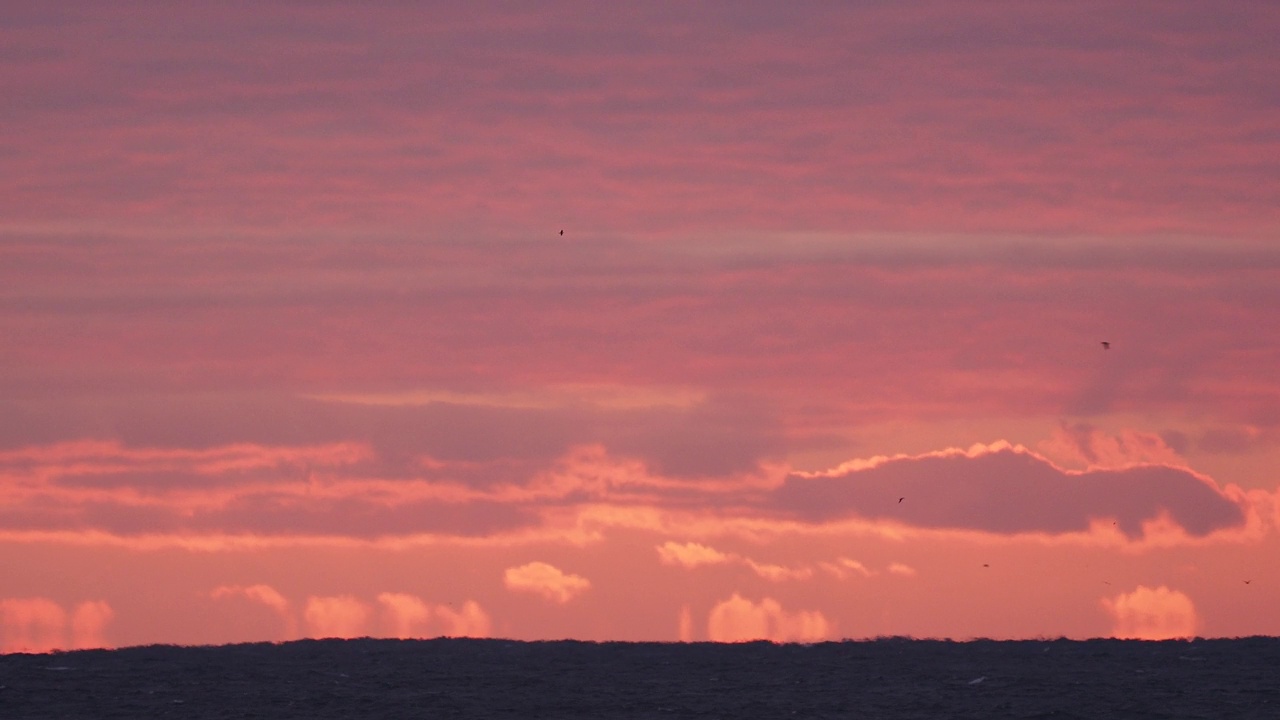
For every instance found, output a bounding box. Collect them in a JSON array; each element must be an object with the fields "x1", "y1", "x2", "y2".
[
  {"x1": 559, "y1": 229, "x2": 564, "y2": 236},
  {"x1": 1101, "y1": 341, "x2": 1110, "y2": 349},
  {"x1": 898, "y1": 497, "x2": 904, "y2": 503}
]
